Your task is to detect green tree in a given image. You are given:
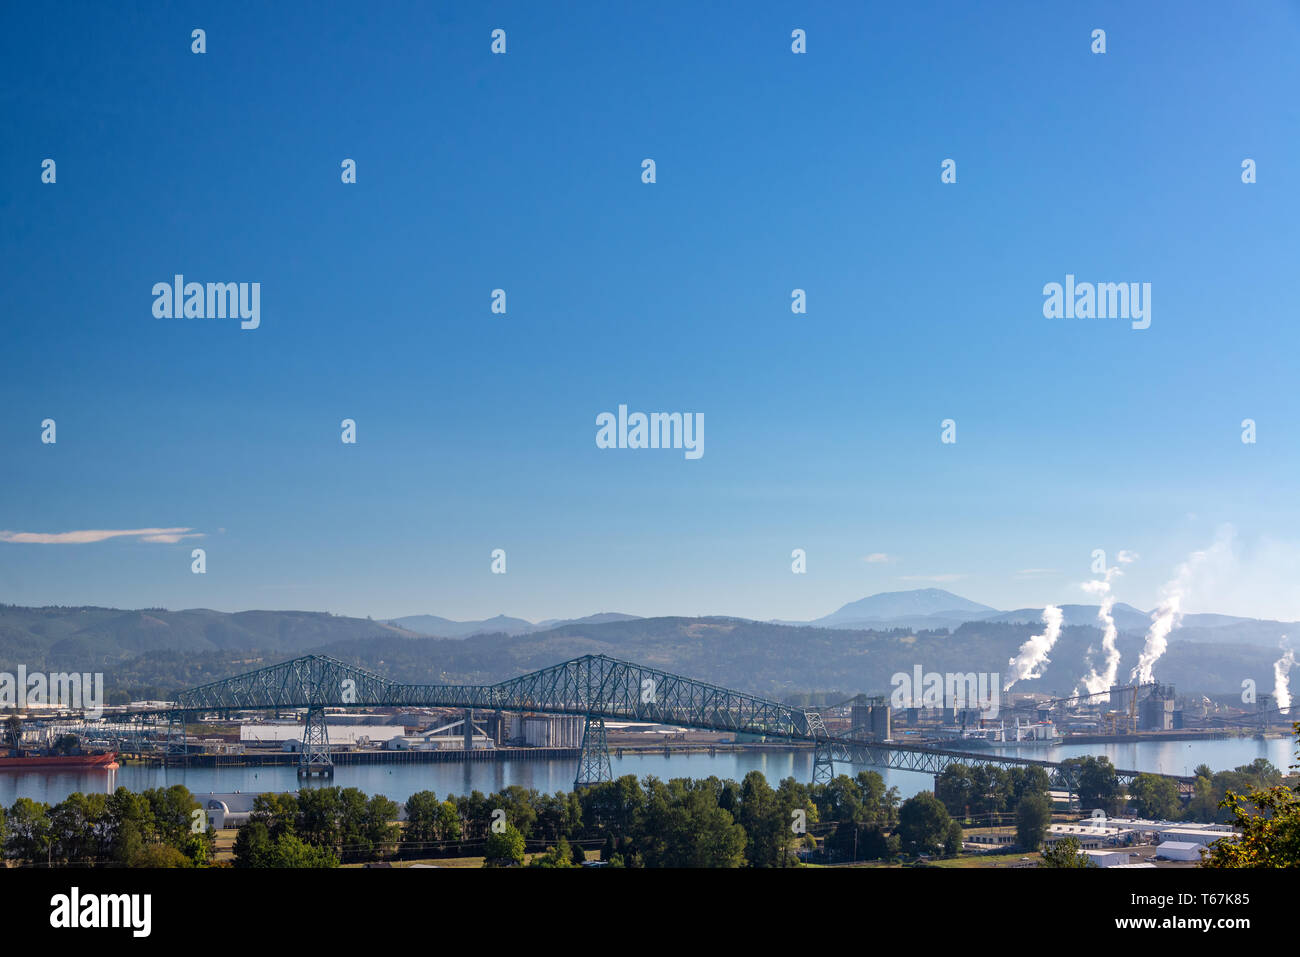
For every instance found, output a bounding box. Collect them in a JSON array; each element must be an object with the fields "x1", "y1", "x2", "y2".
[
  {"x1": 570, "y1": 838, "x2": 587, "y2": 865},
  {"x1": 1040, "y1": 836, "x2": 1094, "y2": 868},
  {"x1": 106, "y1": 787, "x2": 153, "y2": 865},
  {"x1": 737, "y1": 771, "x2": 782, "y2": 867},
  {"x1": 896, "y1": 792, "x2": 954, "y2": 857},
  {"x1": 1201, "y1": 723, "x2": 1300, "y2": 868},
  {"x1": 142, "y1": 785, "x2": 201, "y2": 847},
  {"x1": 1202, "y1": 785, "x2": 1300, "y2": 867},
  {"x1": 129, "y1": 843, "x2": 193, "y2": 867},
  {"x1": 250, "y1": 792, "x2": 298, "y2": 840},
  {"x1": 484, "y1": 823, "x2": 525, "y2": 867},
  {"x1": 265, "y1": 833, "x2": 338, "y2": 868},
  {"x1": 814, "y1": 771, "x2": 899, "y2": 862},
  {"x1": 363, "y1": 794, "x2": 401, "y2": 859},
  {"x1": 529, "y1": 837, "x2": 578, "y2": 868},
  {"x1": 935, "y1": 764, "x2": 975, "y2": 818},
  {"x1": 336, "y1": 787, "x2": 372, "y2": 861},
  {"x1": 233, "y1": 820, "x2": 273, "y2": 868},
  {"x1": 1184, "y1": 768, "x2": 1218, "y2": 821},
  {"x1": 1063, "y1": 756, "x2": 1123, "y2": 815},
  {"x1": 1128, "y1": 773, "x2": 1180, "y2": 820},
  {"x1": 774, "y1": 776, "x2": 817, "y2": 867},
  {"x1": 5, "y1": 797, "x2": 51, "y2": 864},
  {"x1": 1015, "y1": 791, "x2": 1052, "y2": 851},
  {"x1": 403, "y1": 790, "x2": 443, "y2": 846},
  {"x1": 682, "y1": 800, "x2": 746, "y2": 868},
  {"x1": 943, "y1": 820, "x2": 964, "y2": 857},
  {"x1": 491, "y1": 785, "x2": 540, "y2": 839},
  {"x1": 49, "y1": 791, "x2": 109, "y2": 864},
  {"x1": 295, "y1": 787, "x2": 342, "y2": 848}
]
